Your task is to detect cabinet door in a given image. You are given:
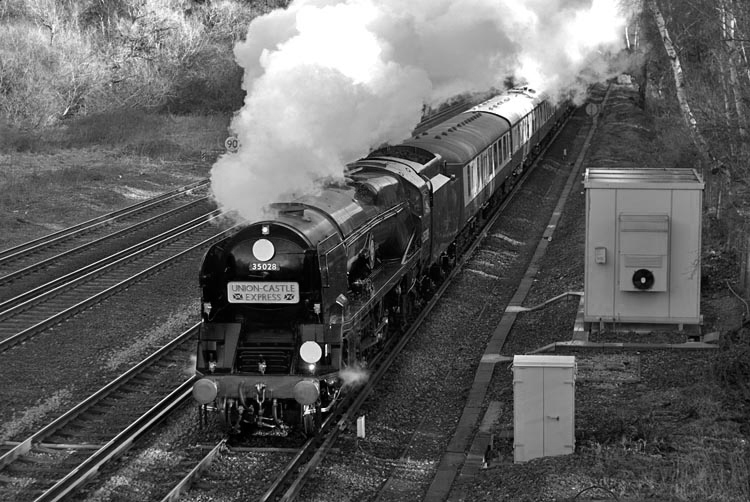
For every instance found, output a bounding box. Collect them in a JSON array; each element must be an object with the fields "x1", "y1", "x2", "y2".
[
  {"x1": 513, "y1": 368, "x2": 544, "y2": 462},
  {"x1": 542, "y1": 367, "x2": 575, "y2": 456}
]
